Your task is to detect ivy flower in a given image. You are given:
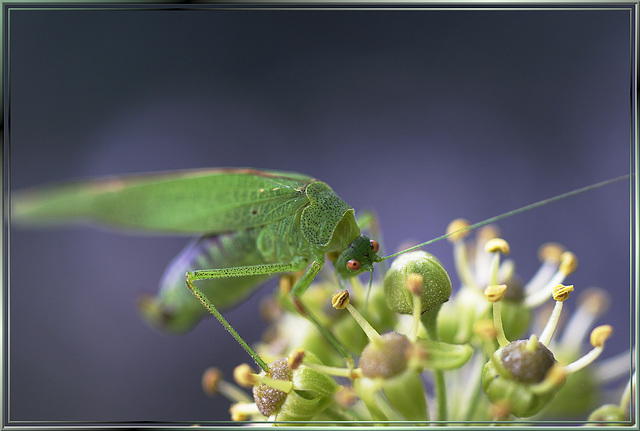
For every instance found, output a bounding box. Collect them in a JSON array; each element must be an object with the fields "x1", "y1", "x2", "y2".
[
  {"x1": 194, "y1": 220, "x2": 631, "y2": 424},
  {"x1": 478, "y1": 283, "x2": 614, "y2": 418}
]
